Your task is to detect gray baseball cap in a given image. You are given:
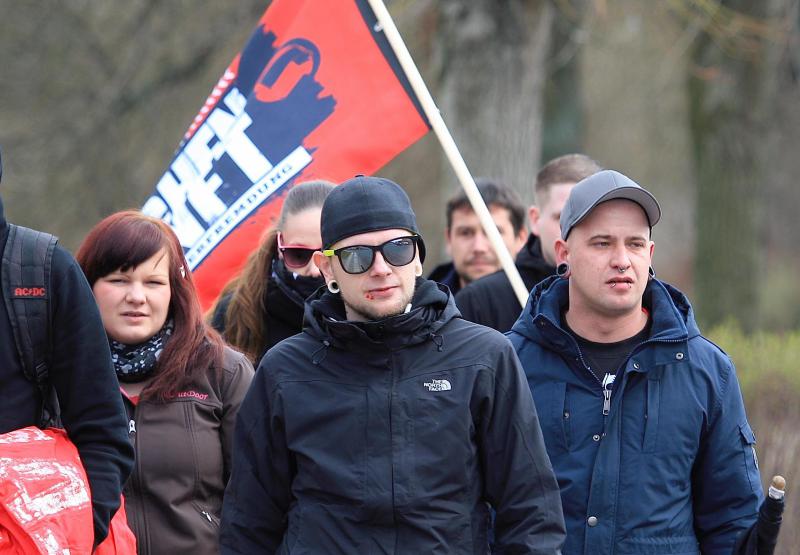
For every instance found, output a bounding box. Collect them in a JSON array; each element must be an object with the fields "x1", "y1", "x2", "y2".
[{"x1": 560, "y1": 170, "x2": 661, "y2": 239}]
